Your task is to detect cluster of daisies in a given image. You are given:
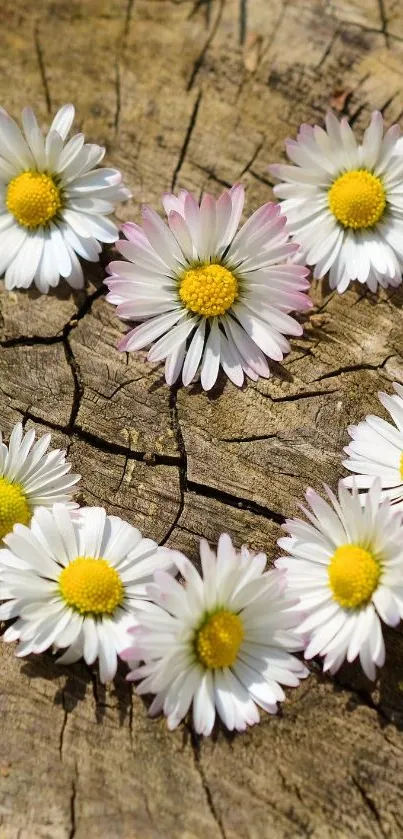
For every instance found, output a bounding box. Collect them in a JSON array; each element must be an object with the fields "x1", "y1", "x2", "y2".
[
  {"x1": 2, "y1": 104, "x2": 403, "y2": 734},
  {"x1": 1, "y1": 379, "x2": 403, "y2": 734},
  {"x1": 2, "y1": 105, "x2": 403, "y2": 390}
]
